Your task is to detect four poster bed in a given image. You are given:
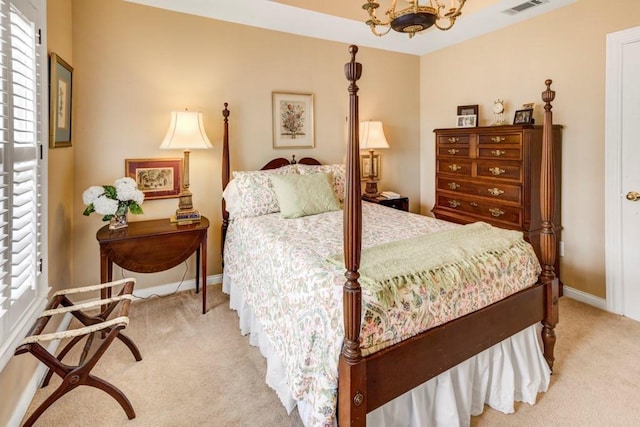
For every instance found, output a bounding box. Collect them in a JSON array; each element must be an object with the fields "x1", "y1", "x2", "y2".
[{"x1": 220, "y1": 46, "x2": 559, "y2": 426}]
